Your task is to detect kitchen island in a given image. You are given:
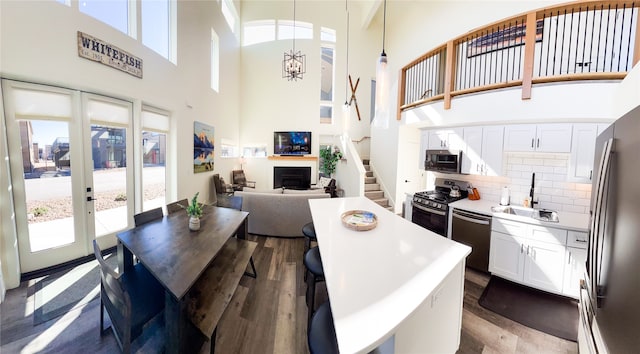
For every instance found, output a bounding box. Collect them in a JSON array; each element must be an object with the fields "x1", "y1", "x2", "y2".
[{"x1": 309, "y1": 197, "x2": 471, "y2": 353}]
